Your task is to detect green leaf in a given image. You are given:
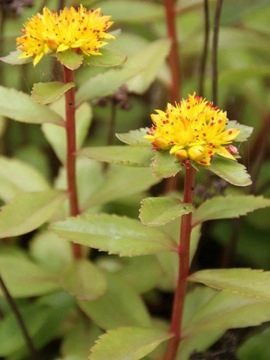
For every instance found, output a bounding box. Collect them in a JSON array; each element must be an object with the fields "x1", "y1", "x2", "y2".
[
  {"x1": 61, "y1": 259, "x2": 107, "y2": 301},
  {"x1": 79, "y1": 272, "x2": 151, "y2": 329},
  {"x1": 84, "y1": 48, "x2": 127, "y2": 67},
  {"x1": 0, "y1": 156, "x2": 50, "y2": 202},
  {"x1": 151, "y1": 151, "x2": 181, "y2": 178},
  {"x1": 83, "y1": 165, "x2": 160, "y2": 209},
  {"x1": 56, "y1": 49, "x2": 83, "y2": 70},
  {"x1": 0, "y1": 255, "x2": 60, "y2": 297},
  {"x1": 208, "y1": 157, "x2": 252, "y2": 186},
  {"x1": 78, "y1": 146, "x2": 153, "y2": 167},
  {"x1": 0, "y1": 86, "x2": 64, "y2": 125},
  {"x1": 0, "y1": 50, "x2": 32, "y2": 65},
  {"x1": 116, "y1": 128, "x2": 150, "y2": 146},
  {"x1": 0, "y1": 190, "x2": 67, "y2": 238},
  {"x1": 76, "y1": 65, "x2": 140, "y2": 104},
  {"x1": 227, "y1": 121, "x2": 253, "y2": 142},
  {"x1": 30, "y1": 230, "x2": 73, "y2": 272},
  {"x1": 238, "y1": 327, "x2": 270, "y2": 360},
  {"x1": 42, "y1": 99, "x2": 92, "y2": 164},
  {"x1": 192, "y1": 195, "x2": 270, "y2": 227},
  {"x1": 96, "y1": 1, "x2": 164, "y2": 22},
  {"x1": 189, "y1": 268, "x2": 270, "y2": 300},
  {"x1": 0, "y1": 303, "x2": 51, "y2": 356},
  {"x1": 89, "y1": 326, "x2": 172, "y2": 360},
  {"x1": 51, "y1": 213, "x2": 177, "y2": 256},
  {"x1": 126, "y1": 38, "x2": 171, "y2": 94},
  {"x1": 32, "y1": 81, "x2": 75, "y2": 105},
  {"x1": 140, "y1": 196, "x2": 193, "y2": 226}
]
